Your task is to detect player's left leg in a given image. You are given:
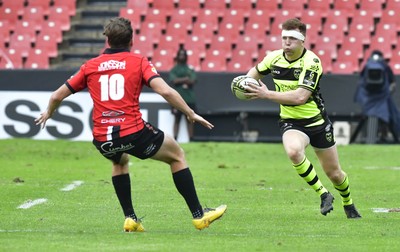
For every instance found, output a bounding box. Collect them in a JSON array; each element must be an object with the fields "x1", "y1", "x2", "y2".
[{"x1": 315, "y1": 146, "x2": 361, "y2": 219}]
